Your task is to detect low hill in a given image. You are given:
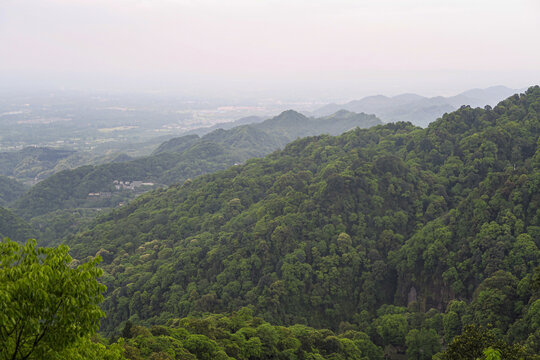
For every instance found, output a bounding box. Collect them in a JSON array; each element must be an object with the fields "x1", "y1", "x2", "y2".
[{"x1": 0, "y1": 147, "x2": 76, "y2": 182}]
